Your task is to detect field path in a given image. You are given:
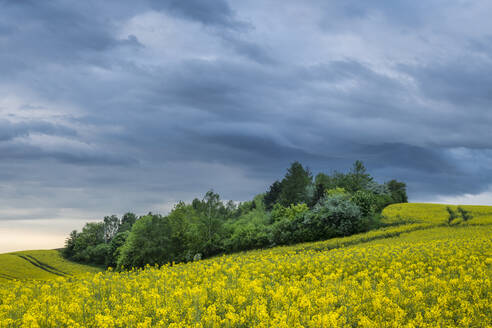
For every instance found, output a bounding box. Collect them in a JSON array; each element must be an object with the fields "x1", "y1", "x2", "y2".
[{"x1": 0, "y1": 249, "x2": 101, "y2": 282}]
